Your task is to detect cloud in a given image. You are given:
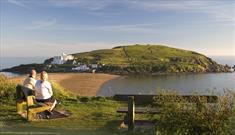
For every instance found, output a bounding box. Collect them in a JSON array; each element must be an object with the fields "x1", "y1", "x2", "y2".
[
  {"x1": 128, "y1": 0, "x2": 234, "y2": 22},
  {"x1": 25, "y1": 20, "x2": 161, "y2": 33},
  {"x1": 27, "y1": 18, "x2": 57, "y2": 30},
  {"x1": 7, "y1": 0, "x2": 233, "y2": 23},
  {"x1": 48, "y1": 0, "x2": 114, "y2": 11},
  {"x1": 47, "y1": 0, "x2": 234, "y2": 22},
  {"x1": 7, "y1": 0, "x2": 31, "y2": 9}
]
